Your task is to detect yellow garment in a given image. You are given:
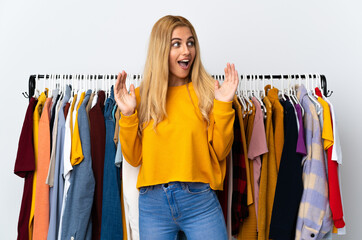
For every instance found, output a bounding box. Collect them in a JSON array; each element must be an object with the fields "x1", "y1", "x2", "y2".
[
  {"x1": 69, "y1": 94, "x2": 77, "y2": 139},
  {"x1": 317, "y1": 97, "x2": 334, "y2": 149},
  {"x1": 237, "y1": 101, "x2": 257, "y2": 240},
  {"x1": 257, "y1": 96, "x2": 278, "y2": 240},
  {"x1": 265, "y1": 85, "x2": 284, "y2": 172},
  {"x1": 71, "y1": 92, "x2": 85, "y2": 166},
  {"x1": 29, "y1": 92, "x2": 46, "y2": 240},
  {"x1": 119, "y1": 82, "x2": 235, "y2": 190}
]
